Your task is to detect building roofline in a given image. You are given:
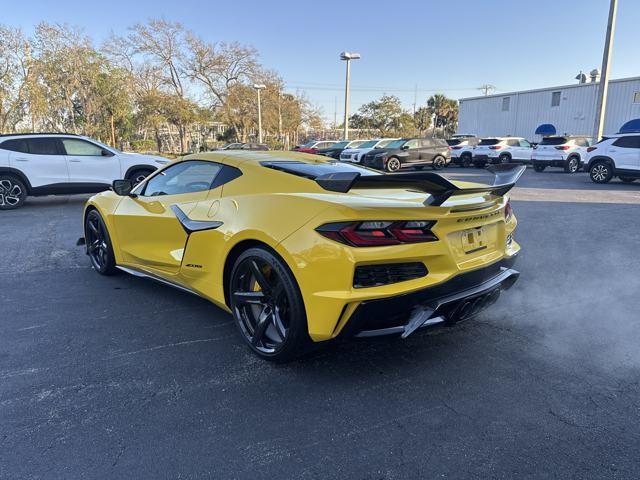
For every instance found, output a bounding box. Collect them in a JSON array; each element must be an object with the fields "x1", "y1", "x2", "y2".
[{"x1": 459, "y1": 75, "x2": 640, "y2": 102}]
